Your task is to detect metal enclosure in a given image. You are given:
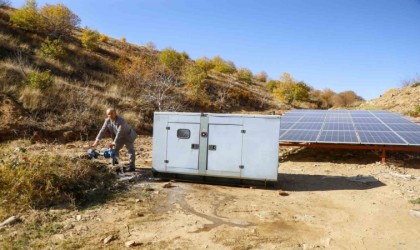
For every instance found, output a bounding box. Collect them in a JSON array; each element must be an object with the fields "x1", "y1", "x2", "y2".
[{"x1": 152, "y1": 112, "x2": 281, "y2": 181}]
